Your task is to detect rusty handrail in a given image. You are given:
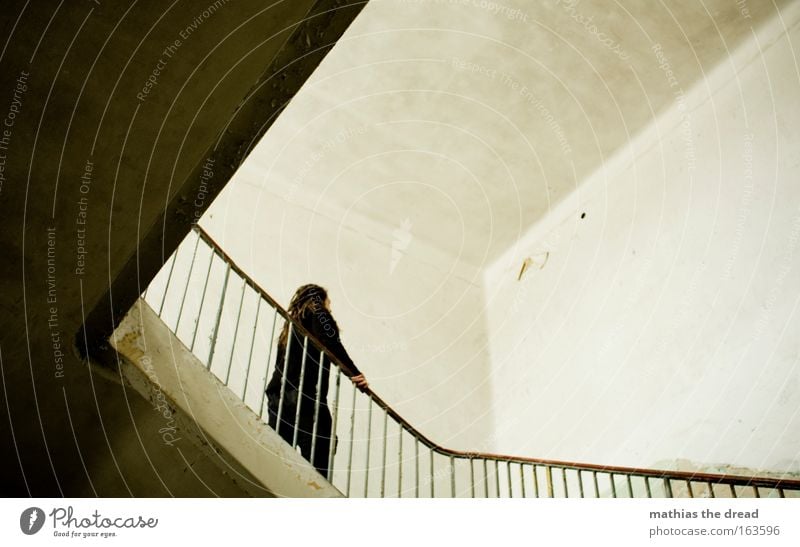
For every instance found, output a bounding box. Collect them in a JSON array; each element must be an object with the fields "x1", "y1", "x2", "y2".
[{"x1": 191, "y1": 224, "x2": 800, "y2": 492}]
